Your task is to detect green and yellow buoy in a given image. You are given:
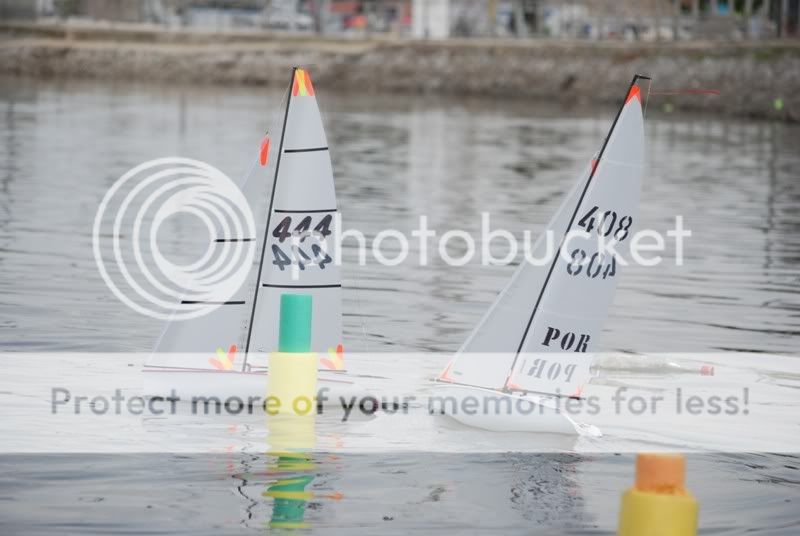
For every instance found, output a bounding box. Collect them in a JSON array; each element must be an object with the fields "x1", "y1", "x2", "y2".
[{"x1": 267, "y1": 293, "x2": 318, "y2": 418}]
